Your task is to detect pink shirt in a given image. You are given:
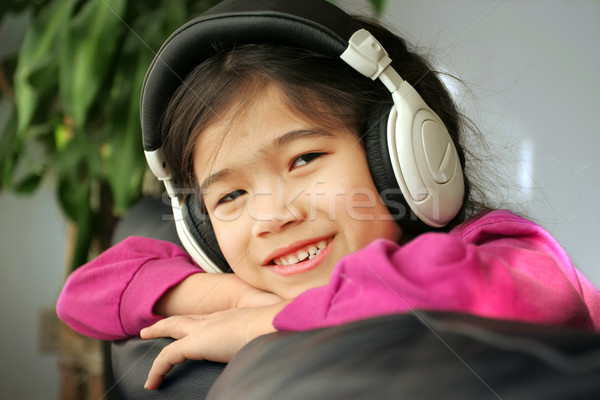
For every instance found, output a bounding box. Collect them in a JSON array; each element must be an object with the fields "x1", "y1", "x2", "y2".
[{"x1": 56, "y1": 210, "x2": 600, "y2": 340}]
